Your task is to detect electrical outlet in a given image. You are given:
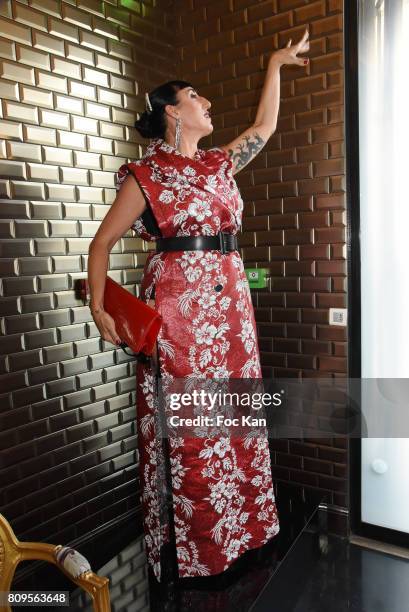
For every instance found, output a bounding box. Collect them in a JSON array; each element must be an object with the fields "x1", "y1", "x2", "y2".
[{"x1": 329, "y1": 308, "x2": 347, "y2": 326}]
